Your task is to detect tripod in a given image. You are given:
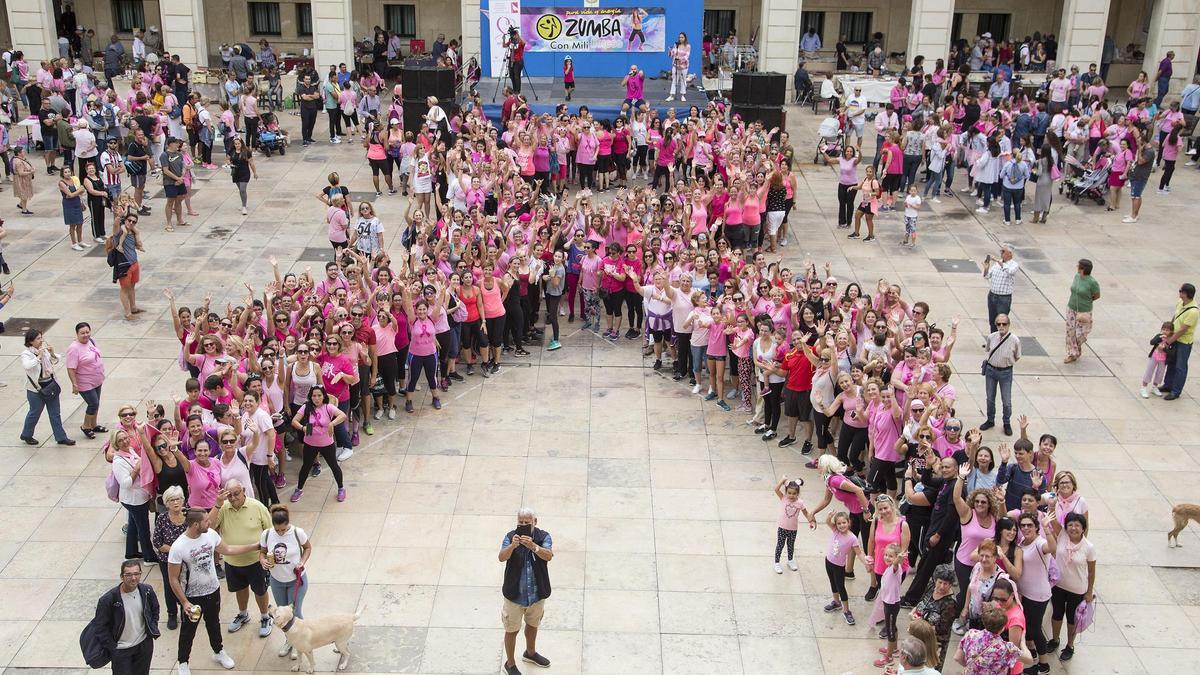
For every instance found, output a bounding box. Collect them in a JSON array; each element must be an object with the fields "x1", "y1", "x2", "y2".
[{"x1": 492, "y1": 51, "x2": 539, "y2": 102}]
